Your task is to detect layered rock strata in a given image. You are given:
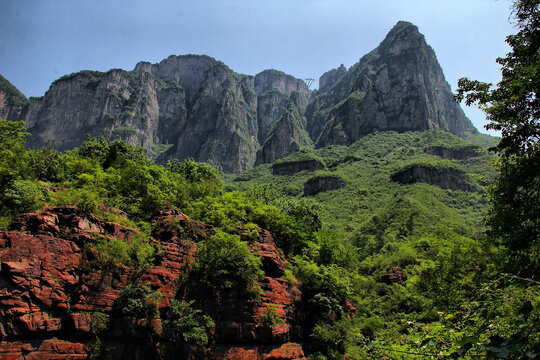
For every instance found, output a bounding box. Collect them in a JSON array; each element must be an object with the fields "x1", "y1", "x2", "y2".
[
  {"x1": 303, "y1": 176, "x2": 344, "y2": 196},
  {"x1": 0, "y1": 206, "x2": 306, "y2": 359},
  {"x1": 390, "y1": 164, "x2": 474, "y2": 191}
]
